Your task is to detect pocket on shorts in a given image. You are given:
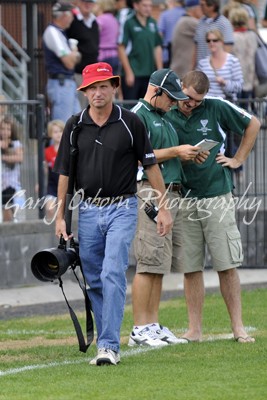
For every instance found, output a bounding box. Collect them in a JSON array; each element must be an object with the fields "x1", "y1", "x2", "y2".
[
  {"x1": 135, "y1": 230, "x2": 165, "y2": 266},
  {"x1": 226, "y1": 230, "x2": 243, "y2": 263}
]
